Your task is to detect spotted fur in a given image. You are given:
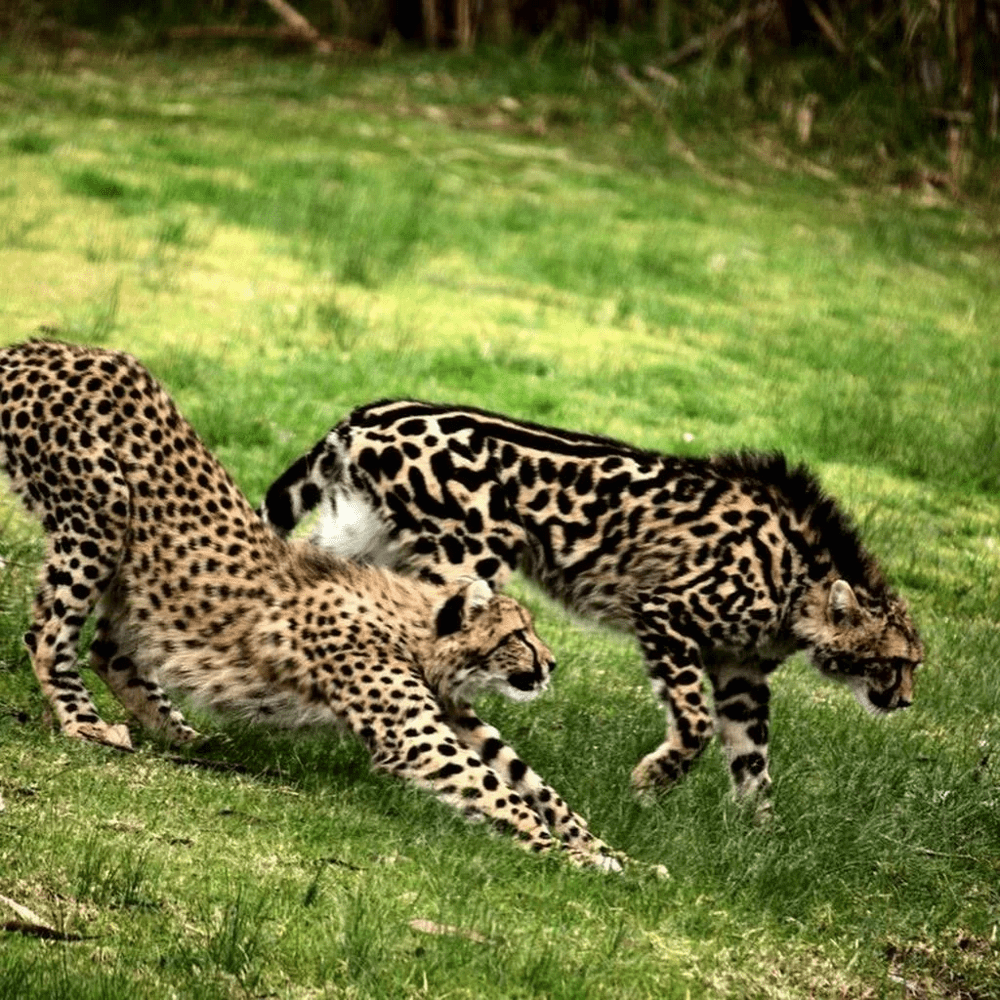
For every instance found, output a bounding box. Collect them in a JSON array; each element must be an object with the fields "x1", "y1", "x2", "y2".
[
  {"x1": 261, "y1": 399, "x2": 923, "y2": 798},
  {"x1": 0, "y1": 342, "x2": 621, "y2": 868}
]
